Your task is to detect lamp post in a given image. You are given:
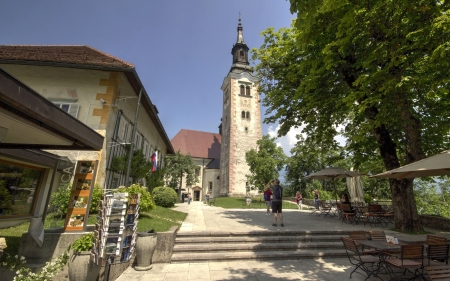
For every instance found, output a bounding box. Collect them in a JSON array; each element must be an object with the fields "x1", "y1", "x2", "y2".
[{"x1": 124, "y1": 89, "x2": 143, "y2": 186}]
